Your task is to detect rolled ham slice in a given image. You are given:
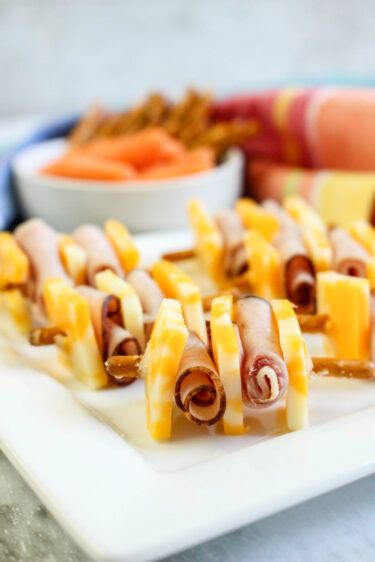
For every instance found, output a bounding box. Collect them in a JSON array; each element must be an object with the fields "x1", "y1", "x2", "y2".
[
  {"x1": 262, "y1": 199, "x2": 297, "y2": 232},
  {"x1": 106, "y1": 321, "x2": 140, "y2": 358},
  {"x1": 73, "y1": 224, "x2": 123, "y2": 285},
  {"x1": 215, "y1": 210, "x2": 248, "y2": 276},
  {"x1": 235, "y1": 296, "x2": 288, "y2": 407},
  {"x1": 76, "y1": 286, "x2": 140, "y2": 368},
  {"x1": 330, "y1": 227, "x2": 369, "y2": 277},
  {"x1": 127, "y1": 269, "x2": 164, "y2": 321},
  {"x1": 263, "y1": 200, "x2": 315, "y2": 310},
  {"x1": 105, "y1": 321, "x2": 141, "y2": 385},
  {"x1": 273, "y1": 231, "x2": 316, "y2": 311},
  {"x1": 174, "y1": 331, "x2": 226, "y2": 426},
  {"x1": 14, "y1": 219, "x2": 71, "y2": 305}
]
